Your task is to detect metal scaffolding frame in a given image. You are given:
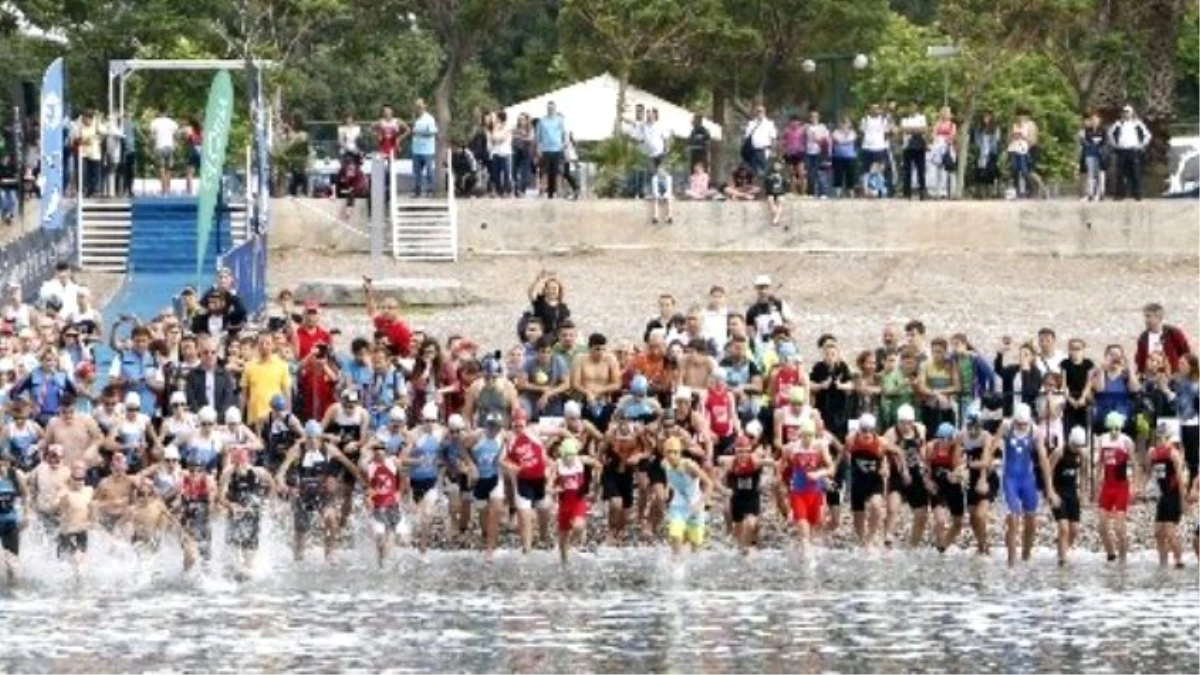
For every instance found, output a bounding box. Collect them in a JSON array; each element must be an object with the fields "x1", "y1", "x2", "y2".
[{"x1": 106, "y1": 58, "x2": 275, "y2": 122}]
